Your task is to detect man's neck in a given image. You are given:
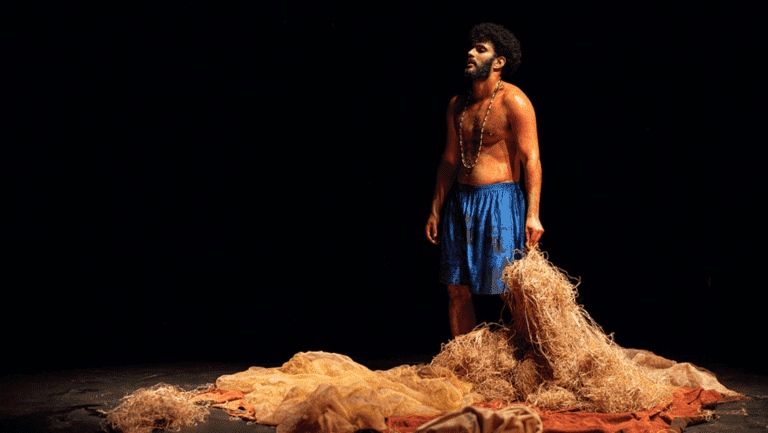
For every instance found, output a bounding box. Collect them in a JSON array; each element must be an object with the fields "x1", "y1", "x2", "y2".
[{"x1": 470, "y1": 74, "x2": 503, "y2": 101}]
